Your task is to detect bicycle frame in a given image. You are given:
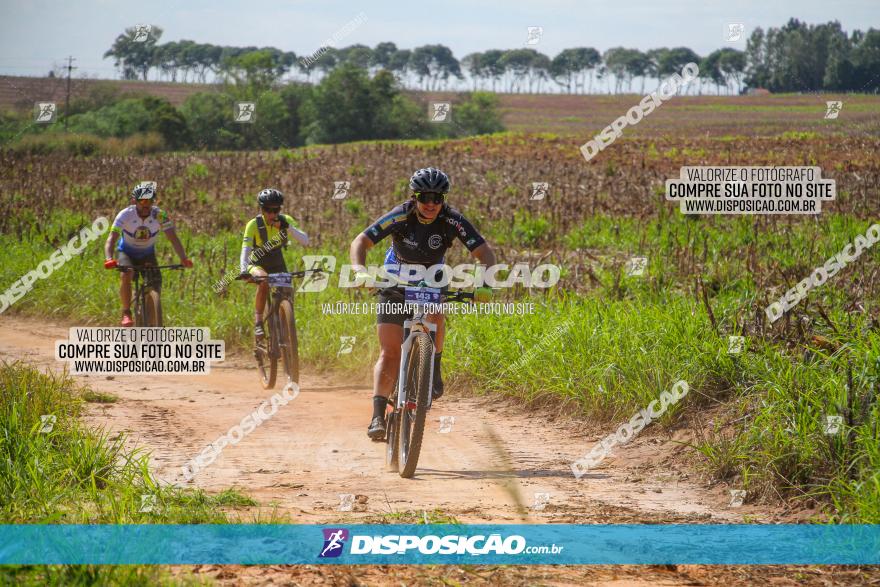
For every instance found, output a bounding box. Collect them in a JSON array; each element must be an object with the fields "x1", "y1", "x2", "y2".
[
  {"x1": 239, "y1": 269, "x2": 324, "y2": 386},
  {"x1": 381, "y1": 284, "x2": 473, "y2": 411},
  {"x1": 263, "y1": 273, "x2": 294, "y2": 360},
  {"x1": 118, "y1": 264, "x2": 182, "y2": 326},
  {"x1": 245, "y1": 271, "x2": 320, "y2": 333},
  {"x1": 397, "y1": 306, "x2": 438, "y2": 411},
  {"x1": 380, "y1": 283, "x2": 476, "y2": 477},
  {"x1": 383, "y1": 284, "x2": 473, "y2": 410}
]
